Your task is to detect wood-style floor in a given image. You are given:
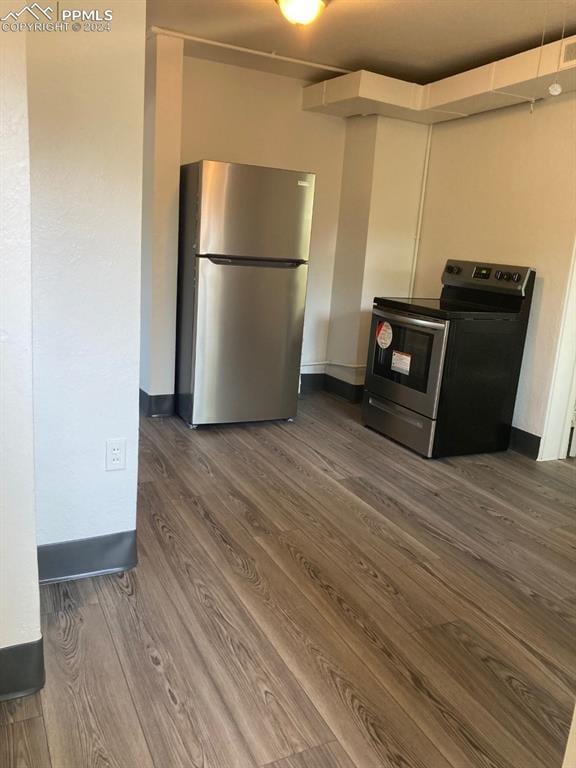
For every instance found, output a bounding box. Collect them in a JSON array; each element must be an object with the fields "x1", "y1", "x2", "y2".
[{"x1": 1, "y1": 393, "x2": 575, "y2": 768}]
